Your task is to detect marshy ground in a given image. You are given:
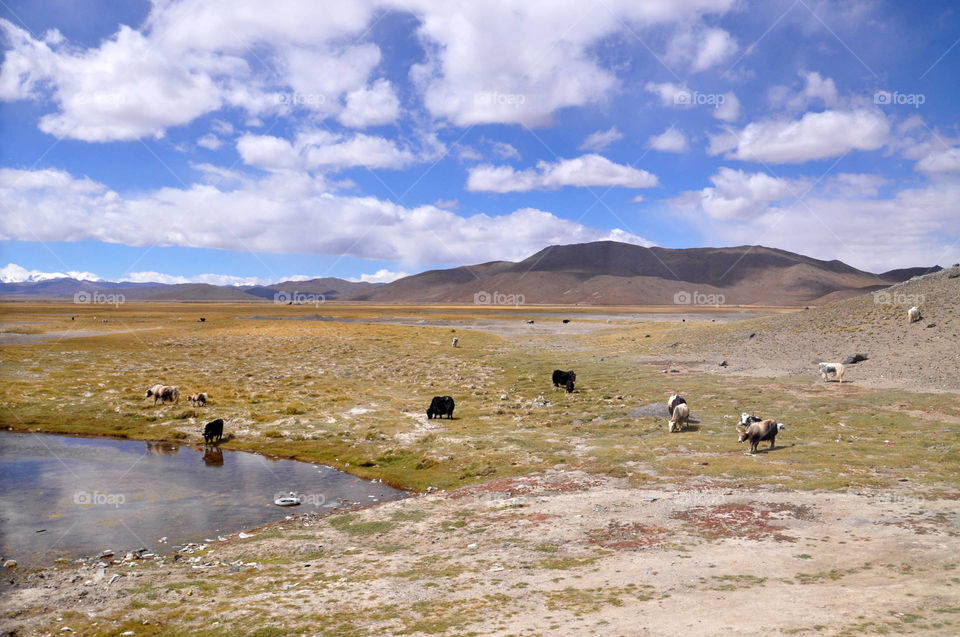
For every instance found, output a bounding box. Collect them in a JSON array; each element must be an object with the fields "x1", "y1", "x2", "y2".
[{"x1": 1, "y1": 301, "x2": 958, "y2": 636}]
